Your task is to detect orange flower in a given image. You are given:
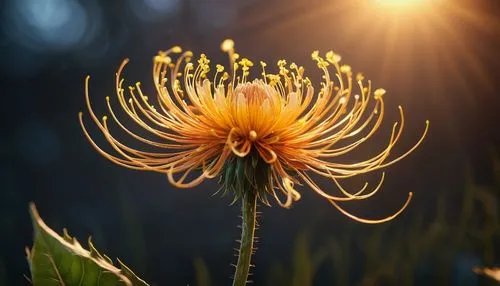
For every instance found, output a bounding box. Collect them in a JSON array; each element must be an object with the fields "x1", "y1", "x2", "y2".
[{"x1": 80, "y1": 39, "x2": 428, "y2": 223}]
